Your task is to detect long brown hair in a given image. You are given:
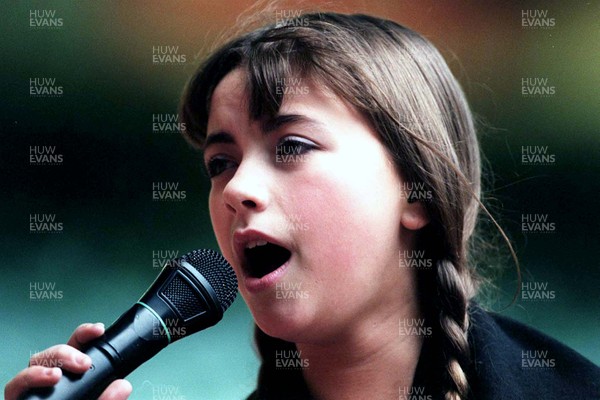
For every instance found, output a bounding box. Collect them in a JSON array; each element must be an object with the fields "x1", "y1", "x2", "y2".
[{"x1": 180, "y1": 11, "x2": 515, "y2": 400}]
